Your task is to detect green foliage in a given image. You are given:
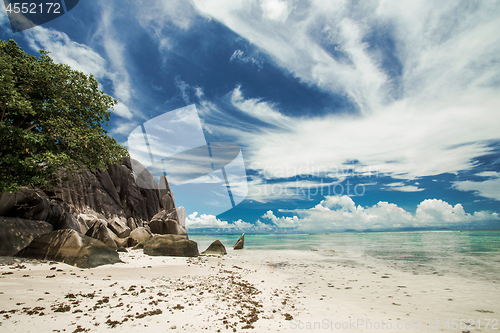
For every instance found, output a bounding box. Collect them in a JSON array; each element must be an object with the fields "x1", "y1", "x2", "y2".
[{"x1": 0, "y1": 39, "x2": 129, "y2": 192}]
